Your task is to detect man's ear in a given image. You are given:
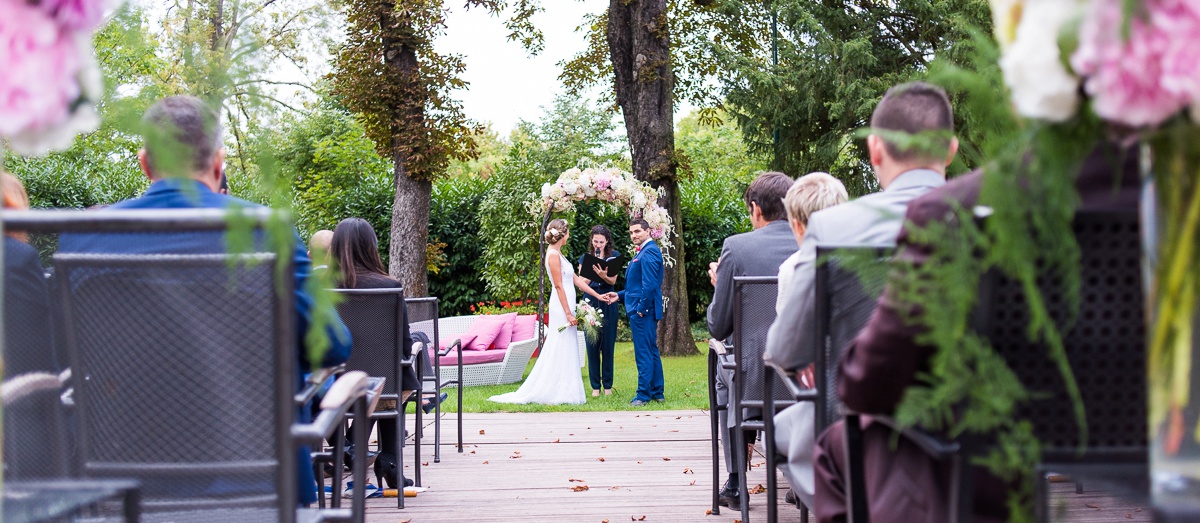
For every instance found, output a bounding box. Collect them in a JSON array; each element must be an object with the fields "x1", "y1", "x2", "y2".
[
  {"x1": 867, "y1": 135, "x2": 884, "y2": 167},
  {"x1": 203, "y1": 148, "x2": 226, "y2": 191},
  {"x1": 137, "y1": 149, "x2": 154, "y2": 180},
  {"x1": 749, "y1": 201, "x2": 764, "y2": 222},
  {"x1": 945, "y1": 137, "x2": 960, "y2": 167}
]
